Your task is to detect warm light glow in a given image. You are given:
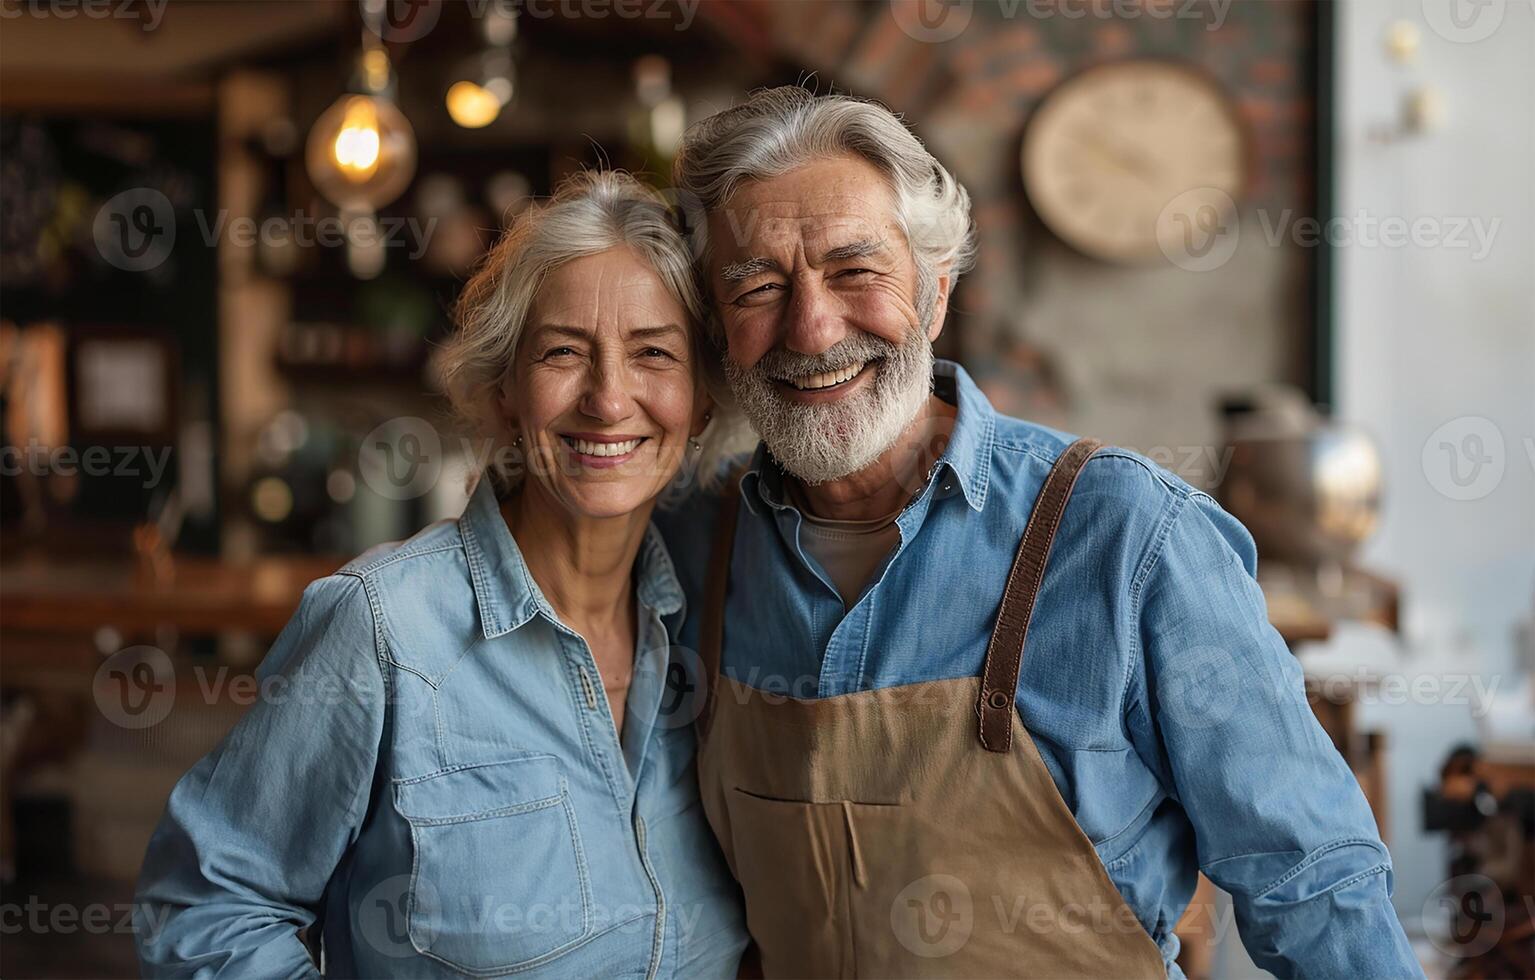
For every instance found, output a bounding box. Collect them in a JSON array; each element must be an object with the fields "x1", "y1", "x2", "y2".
[
  {"x1": 362, "y1": 48, "x2": 391, "y2": 92},
  {"x1": 332, "y1": 97, "x2": 382, "y2": 179},
  {"x1": 306, "y1": 90, "x2": 417, "y2": 211},
  {"x1": 446, "y1": 80, "x2": 503, "y2": 129}
]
